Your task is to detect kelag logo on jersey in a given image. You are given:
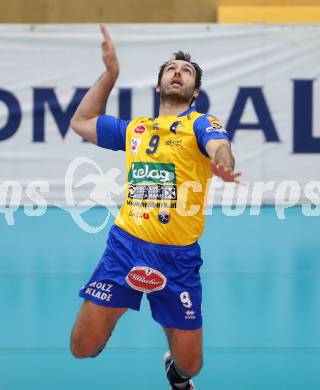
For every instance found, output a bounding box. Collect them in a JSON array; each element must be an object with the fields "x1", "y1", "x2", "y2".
[
  {"x1": 128, "y1": 162, "x2": 176, "y2": 184},
  {"x1": 128, "y1": 162, "x2": 177, "y2": 201}
]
